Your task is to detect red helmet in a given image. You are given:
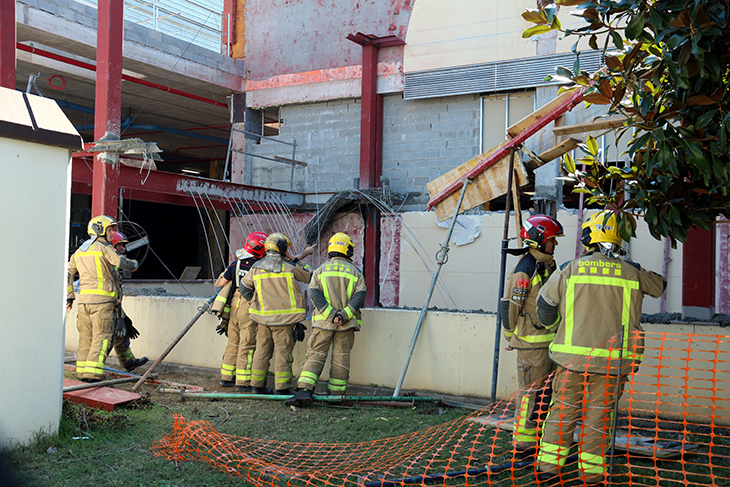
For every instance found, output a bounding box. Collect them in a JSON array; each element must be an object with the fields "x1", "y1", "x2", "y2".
[
  {"x1": 520, "y1": 215, "x2": 564, "y2": 251},
  {"x1": 243, "y1": 232, "x2": 268, "y2": 259},
  {"x1": 111, "y1": 231, "x2": 128, "y2": 247}
]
